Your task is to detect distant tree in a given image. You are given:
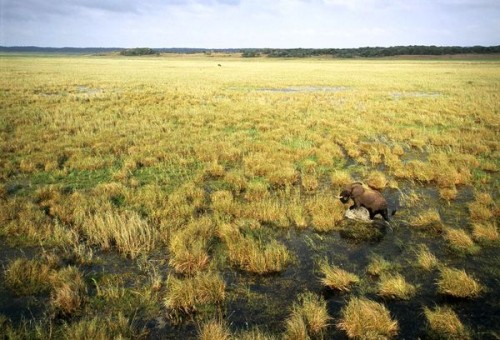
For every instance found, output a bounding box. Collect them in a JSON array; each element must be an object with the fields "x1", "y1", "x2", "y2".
[
  {"x1": 242, "y1": 50, "x2": 260, "y2": 58},
  {"x1": 120, "y1": 48, "x2": 157, "y2": 56}
]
